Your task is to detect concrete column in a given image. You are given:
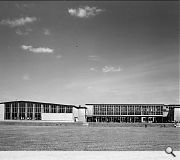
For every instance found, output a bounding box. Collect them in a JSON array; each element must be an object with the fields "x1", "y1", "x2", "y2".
[
  {"x1": 56, "y1": 105, "x2": 58, "y2": 113},
  {"x1": 10, "y1": 103, "x2": 12, "y2": 120},
  {"x1": 64, "y1": 105, "x2": 66, "y2": 113},
  {"x1": 32, "y1": 103, "x2": 35, "y2": 120},
  {"x1": 49, "y1": 105, "x2": 51, "y2": 113},
  {"x1": 40, "y1": 104, "x2": 43, "y2": 120},
  {"x1": 41, "y1": 104, "x2": 44, "y2": 113}
]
